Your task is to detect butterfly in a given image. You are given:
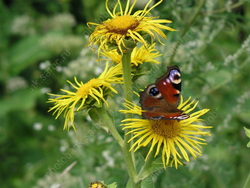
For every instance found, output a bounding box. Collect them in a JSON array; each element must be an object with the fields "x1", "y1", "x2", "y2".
[{"x1": 139, "y1": 65, "x2": 189, "y2": 121}]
